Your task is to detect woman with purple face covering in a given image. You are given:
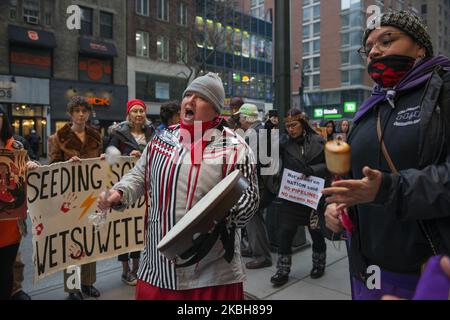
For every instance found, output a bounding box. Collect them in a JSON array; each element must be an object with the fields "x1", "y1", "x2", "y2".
[{"x1": 323, "y1": 10, "x2": 450, "y2": 300}]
